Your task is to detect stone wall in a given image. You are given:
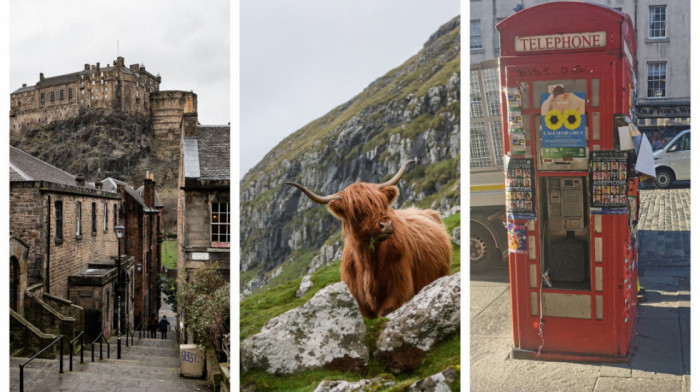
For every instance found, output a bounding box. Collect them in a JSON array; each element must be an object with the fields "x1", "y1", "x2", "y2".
[
  {"x1": 10, "y1": 182, "x2": 121, "y2": 299},
  {"x1": 151, "y1": 91, "x2": 198, "y2": 141},
  {"x1": 43, "y1": 293, "x2": 85, "y2": 336},
  {"x1": 24, "y1": 292, "x2": 77, "y2": 343},
  {"x1": 10, "y1": 309, "x2": 58, "y2": 359}
]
